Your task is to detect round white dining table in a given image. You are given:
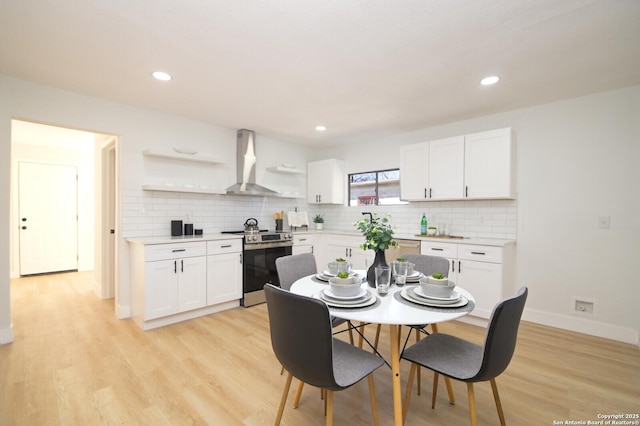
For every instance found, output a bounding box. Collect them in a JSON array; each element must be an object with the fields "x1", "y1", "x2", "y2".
[{"x1": 290, "y1": 271, "x2": 475, "y2": 426}]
